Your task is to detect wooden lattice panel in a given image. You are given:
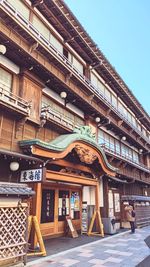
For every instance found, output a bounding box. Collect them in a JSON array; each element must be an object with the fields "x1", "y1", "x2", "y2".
[{"x1": 0, "y1": 203, "x2": 28, "y2": 264}]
